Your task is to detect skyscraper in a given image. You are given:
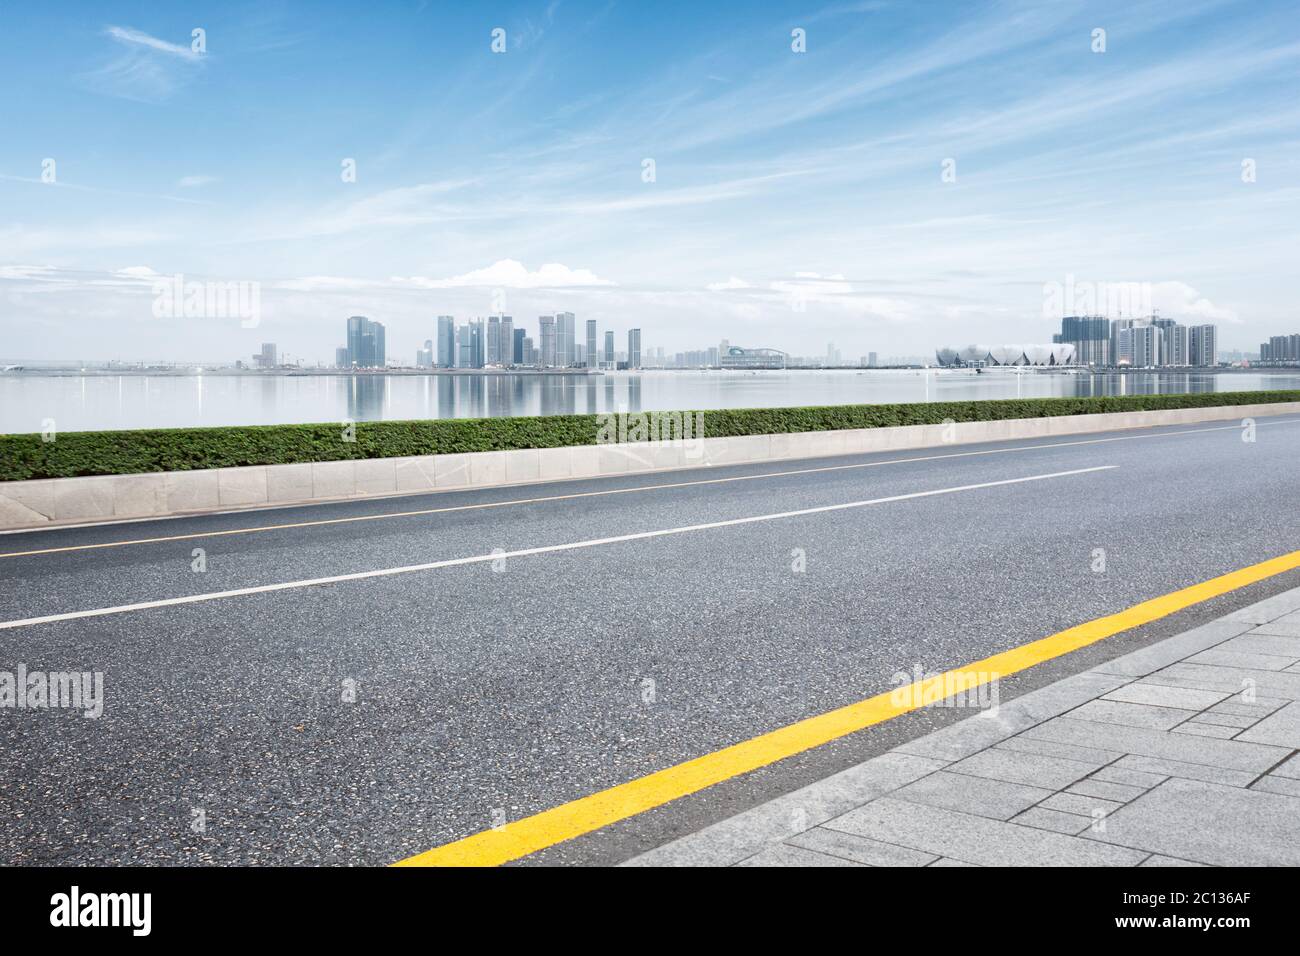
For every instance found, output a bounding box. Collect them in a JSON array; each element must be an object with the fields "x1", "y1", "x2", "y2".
[
  {"x1": 586, "y1": 319, "x2": 598, "y2": 368},
  {"x1": 487, "y1": 315, "x2": 502, "y2": 365},
  {"x1": 437, "y1": 316, "x2": 456, "y2": 367},
  {"x1": 500, "y1": 316, "x2": 513, "y2": 366},
  {"x1": 512, "y1": 328, "x2": 525, "y2": 365},
  {"x1": 627, "y1": 328, "x2": 642, "y2": 369},
  {"x1": 539, "y1": 315, "x2": 557, "y2": 367},
  {"x1": 345, "y1": 316, "x2": 386, "y2": 367},
  {"x1": 556, "y1": 312, "x2": 576, "y2": 366},
  {"x1": 1190, "y1": 325, "x2": 1218, "y2": 367},
  {"x1": 604, "y1": 330, "x2": 614, "y2": 365},
  {"x1": 1129, "y1": 324, "x2": 1162, "y2": 368},
  {"x1": 1059, "y1": 316, "x2": 1111, "y2": 366}
]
